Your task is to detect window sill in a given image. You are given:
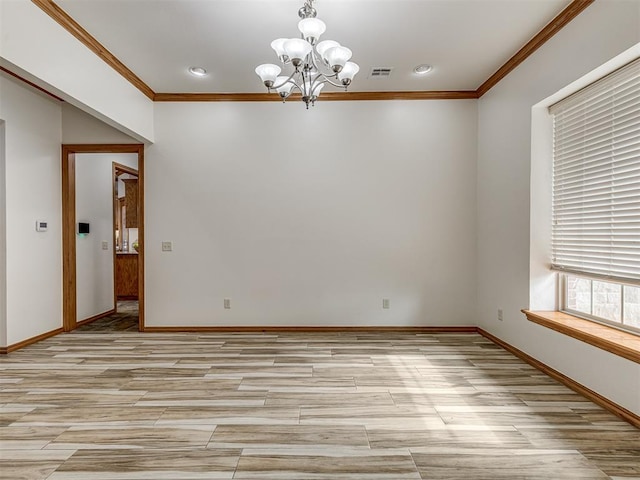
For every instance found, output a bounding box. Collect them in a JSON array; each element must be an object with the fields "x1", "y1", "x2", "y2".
[{"x1": 522, "y1": 310, "x2": 640, "y2": 364}]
